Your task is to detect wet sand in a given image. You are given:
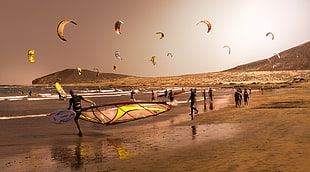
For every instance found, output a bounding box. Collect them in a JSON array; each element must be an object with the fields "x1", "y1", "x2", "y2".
[{"x1": 0, "y1": 83, "x2": 309, "y2": 171}]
